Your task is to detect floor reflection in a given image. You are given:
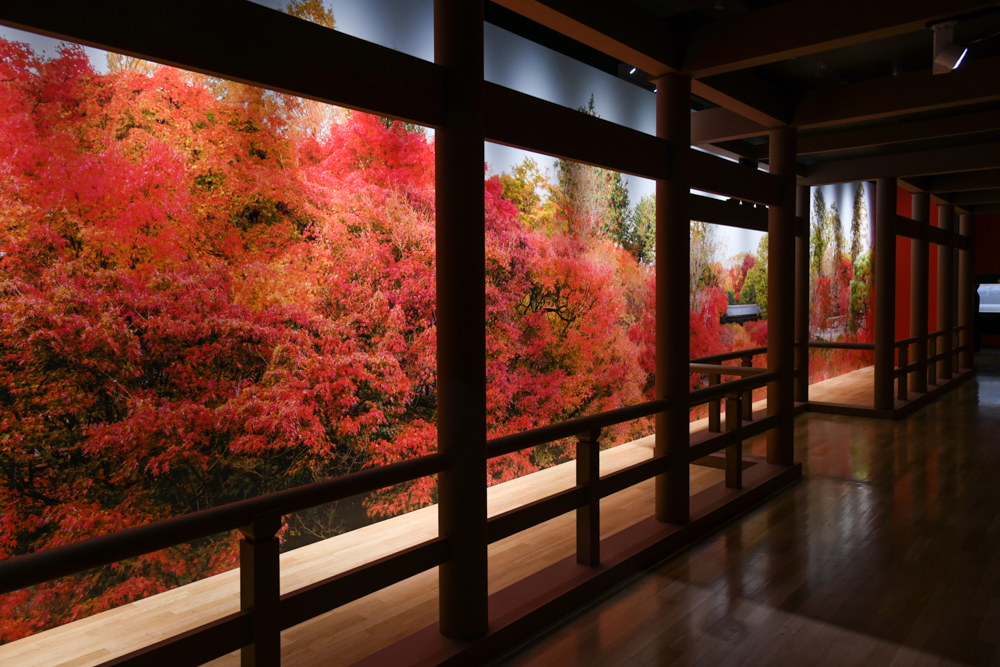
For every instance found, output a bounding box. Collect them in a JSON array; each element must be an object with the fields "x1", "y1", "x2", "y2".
[{"x1": 498, "y1": 353, "x2": 1000, "y2": 667}]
